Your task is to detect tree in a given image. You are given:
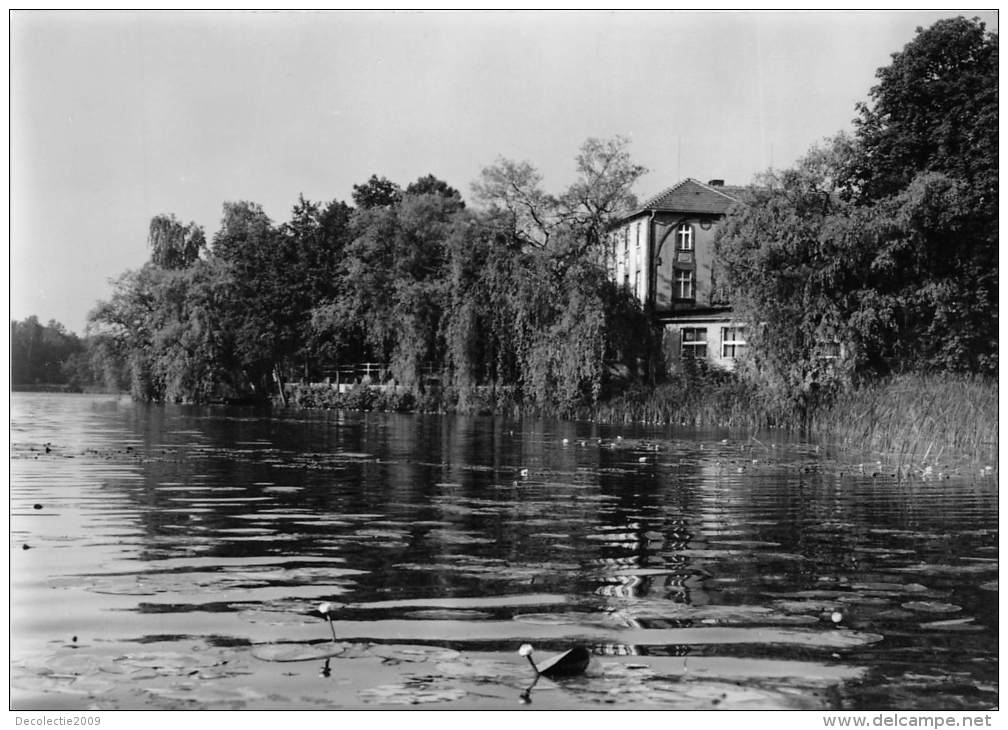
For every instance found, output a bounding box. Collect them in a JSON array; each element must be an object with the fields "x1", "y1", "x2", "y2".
[
  {"x1": 715, "y1": 141, "x2": 859, "y2": 412},
  {"x1": 558, "y1": 136, "x2": 647, "y2": 255},
  {"x1": 473, "y1": 137, "x2": 646, "y2": 277},
  {"x1": 845, "y1": 16, "x2": 997, "y2": 203},
  {"x1": 842, "y1": 16, "x2": 997, "y2": 375},
  {"x1": 471, "y1": 158, "x2": 556, "y2": 249},
  {"x1": 405, "y1": 174, "x2": 464, "y2": 207},
  {"x1": 314, "y1": 191, "x2": 460, "y2": 388},
  {"x1": 88, "y1": 259, "x2": 236, "y2": 403},
  {"x1": 148, "y1": 214, "x2": 205, "y2": 269},
  {"x1": 11, "y1": 316, "x2": 87, "y2": 385},
  {"x1": 352, "y1": 175, "x2": 402, "y2": 209},
  {"x1": 717, "y1": 17, "x2": 998, "y2": 385}
]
